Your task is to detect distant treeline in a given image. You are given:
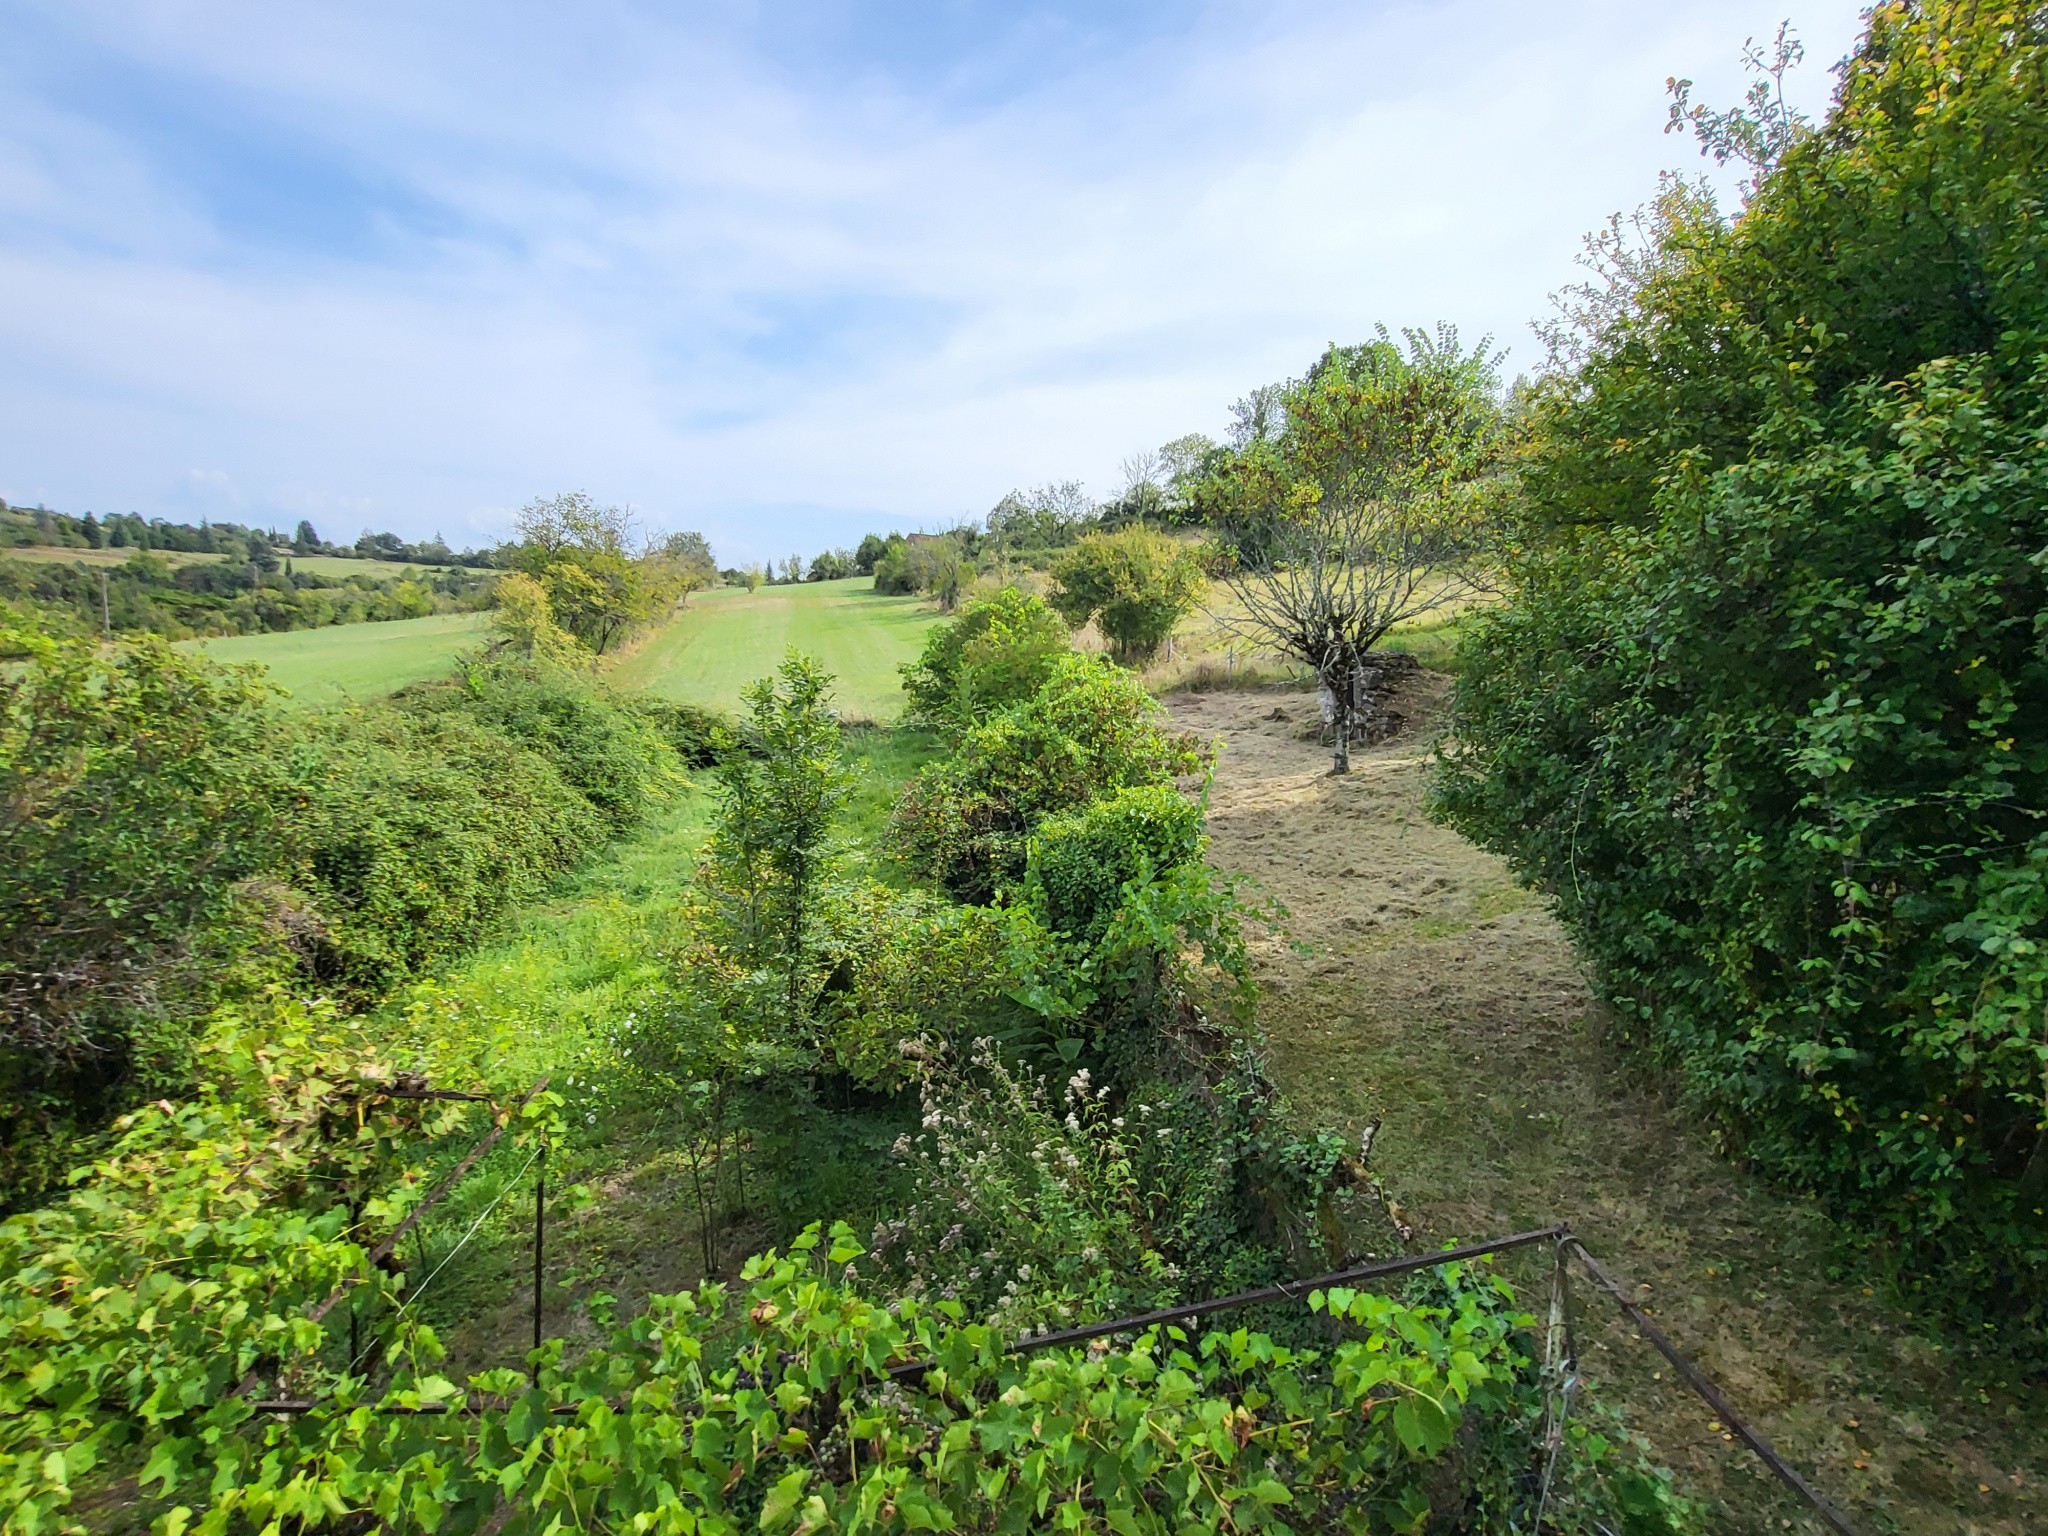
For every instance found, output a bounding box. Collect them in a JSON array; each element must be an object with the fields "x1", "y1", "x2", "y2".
[
  {"x1": 0, "y1": 501, "x2": 499, "y2": 567},
  {"x1": 0, "y1": 493, "x2": 723, "y2": 645},
  {"x1": 768, "y1": 456, "x2": 1217, "y2": 602},
  {"x1": 0, "y1": 550, "x2": 489, "y2": 642}
]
